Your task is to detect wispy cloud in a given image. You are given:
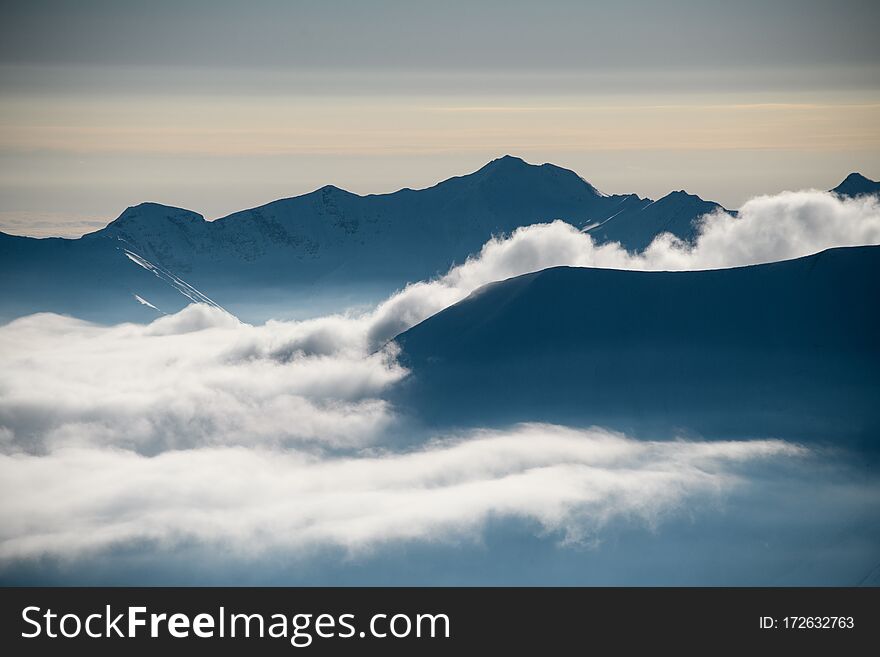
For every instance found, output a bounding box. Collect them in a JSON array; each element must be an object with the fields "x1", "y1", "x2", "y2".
[
  {"x1": 0, "y1": 424, "x2": 804, "y2": 560},
  {"x1": 3, "y1": 95, "x2": 879, "y2": 156}
]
